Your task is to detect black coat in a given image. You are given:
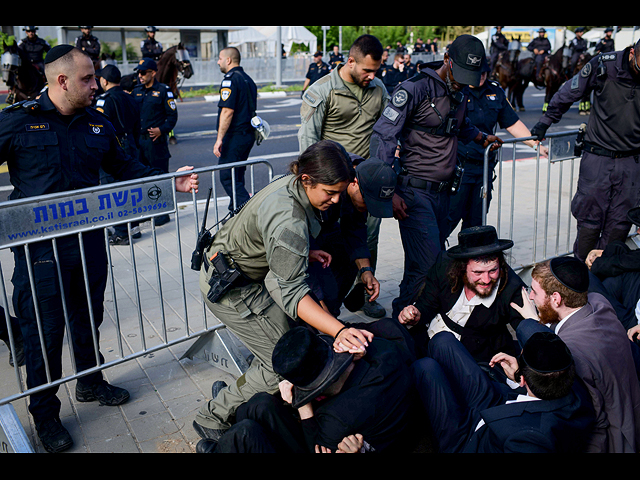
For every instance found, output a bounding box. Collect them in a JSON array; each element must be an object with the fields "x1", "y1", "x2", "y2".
[{"x1": 412, "y1": 251, "x2": 526, "y2": 362}]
